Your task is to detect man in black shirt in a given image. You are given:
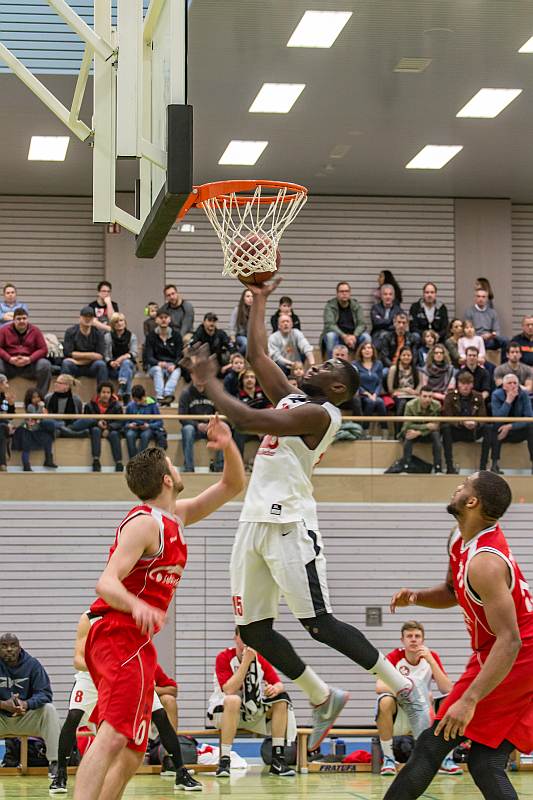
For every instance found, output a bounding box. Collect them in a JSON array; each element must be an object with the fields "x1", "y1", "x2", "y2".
[
  {"x1": 88, "y1": 281, "x2": 119, "y2": 333},
  {"x1": 441, "y1": 372, "x2": 491, "y2": 473},
  {"x1": 512, "y1": 315, "x2": 533, "y2": 368},
  {"x1": 190, "y1": 313, "x2": 234, "y2": 373},
  {"x1": 178, "y1": 374, "x2": 222, "y2": 472},
  {"x1": 462, "y1": 347, "x2": 491, "y2": 401},
  {"x1": 409, "y1": 282, "x2": 449, "y2": 343},
  {"x1": 143, "y1": 308, "x2": 183, "y2": 405},
  {"x1": 62, "y1": 307, "x2": 108, "y2": 383}
]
